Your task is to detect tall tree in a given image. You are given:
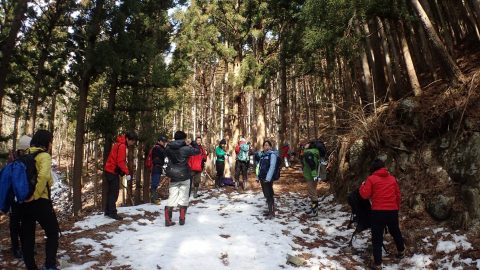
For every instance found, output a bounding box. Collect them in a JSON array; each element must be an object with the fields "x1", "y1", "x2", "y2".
[
  {"x1": 0, "y1": 0, "x2": 31, "y2": 136},
  {"x1": 71, "y1": 0, "x2": 106, "y2": 216},
  {"x1": 409, "y1": 0, "x2": 465, "y2": 83}
]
